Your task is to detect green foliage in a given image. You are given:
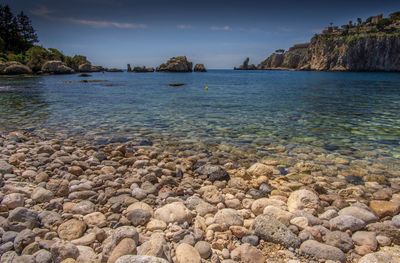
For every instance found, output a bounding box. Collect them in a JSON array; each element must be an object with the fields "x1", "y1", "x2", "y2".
[
  {"x1": 0, "y1": 37, "x2": 4, "y2": 52},
  {"x1": 275, "y1": 49, "x2": 285, "y2": 53},
  {"x1": 0, "y1": 5, "x2": 38, "y2": 54},
  {"x1": 65, "y1": 55, "x2": 89, "y2": 70},
  {"x1": 48, "y1": 48, "x2": 65, "y2": 61},
  {"x1": 7, "y1": 52, "x2": 26, "y2": 64},
  {"x1": 390, "y1": 11, "x2": 400, "y2": 21},
  {"x1": 25, "y1": 46, "x2": 50, "y2": 72},
  {"x1": 377, "y1": 18, "x2": 391, "y2": 31}
]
